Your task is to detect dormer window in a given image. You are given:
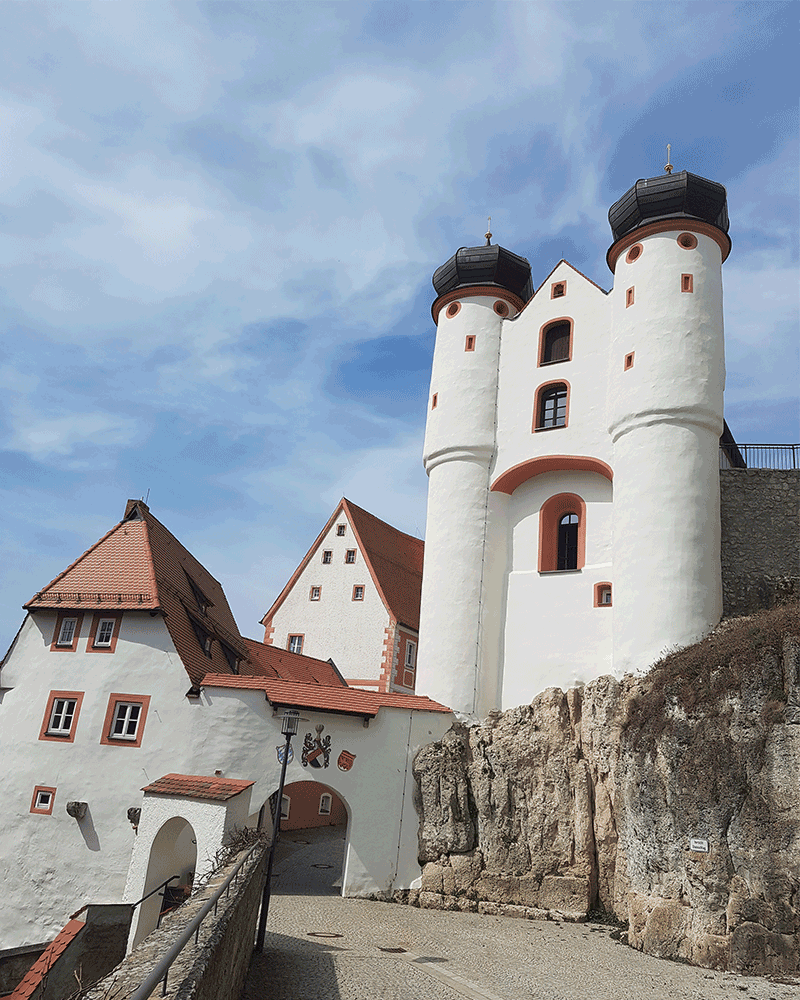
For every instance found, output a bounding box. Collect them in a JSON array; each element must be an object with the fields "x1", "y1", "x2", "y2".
[
  {"x1": 221, "y1": 642, "x2": 241, "y2": 674},
  {"x1": 185, "y1": 573, "x2": 213, "y2": 616},
  {"x1": 188, "y1": 615, "x2": 214, "y2": 659}
]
